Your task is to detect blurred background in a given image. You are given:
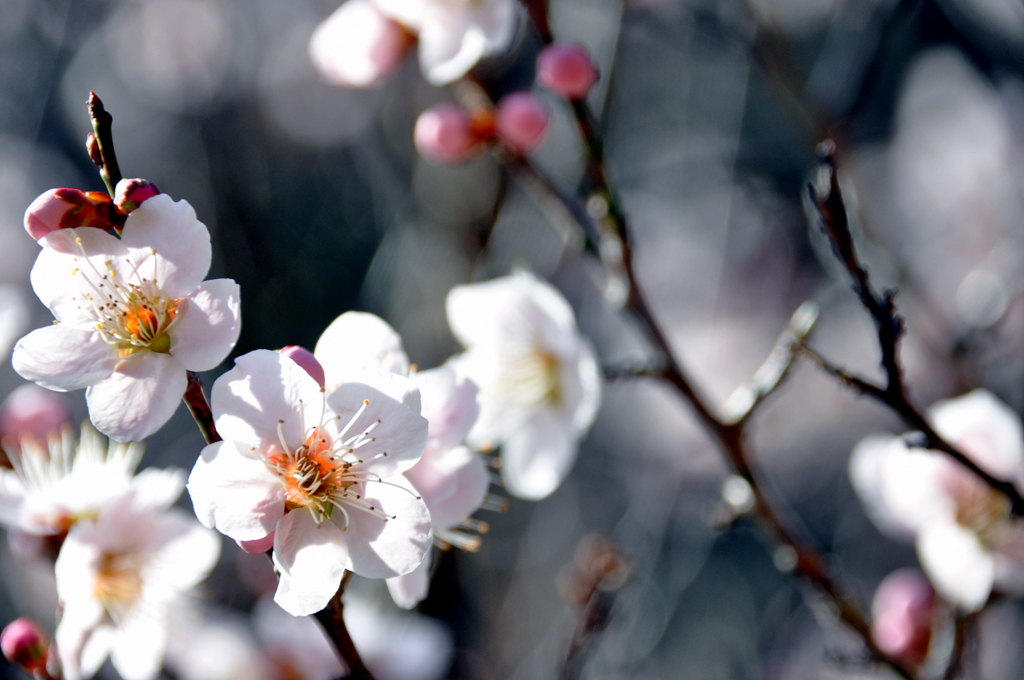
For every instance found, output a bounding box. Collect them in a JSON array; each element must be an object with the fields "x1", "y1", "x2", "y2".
[{"x1": 2, "y1": 0, "x2": 1024, "y2": 678}]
